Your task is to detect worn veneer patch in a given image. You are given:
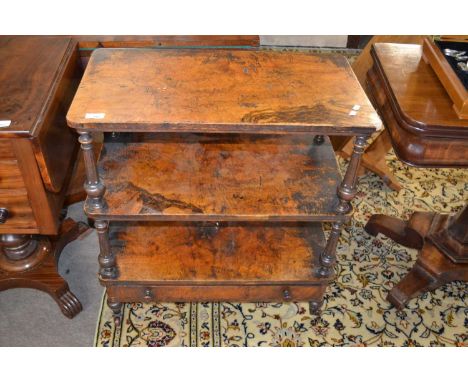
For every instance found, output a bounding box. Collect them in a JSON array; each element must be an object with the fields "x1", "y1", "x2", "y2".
[{"x1": 121, "y1": 182, "x2": 203, "y2": 214}]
